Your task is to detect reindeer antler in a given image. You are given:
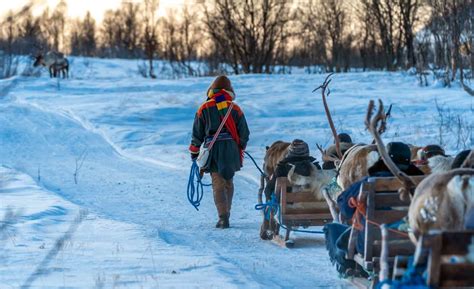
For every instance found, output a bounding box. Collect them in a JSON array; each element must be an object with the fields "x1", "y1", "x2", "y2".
[
  {"x1": 313, "y1": 73, "x2": 343, "y2": 159},
  {"x1": 317, "y1": 143, "x2": 339, "y2": 163},
  {"x1": 366, "y1": 99, "x2": 416, "y2": 201},
  {"x1": 461, "y1": 150, "x2": 474, "y2": 168}
]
